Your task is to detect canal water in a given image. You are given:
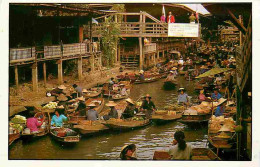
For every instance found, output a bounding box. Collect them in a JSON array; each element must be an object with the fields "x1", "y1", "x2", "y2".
[{"x1": 9, "y1": 76, "x2": 208, "y2": 160}]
